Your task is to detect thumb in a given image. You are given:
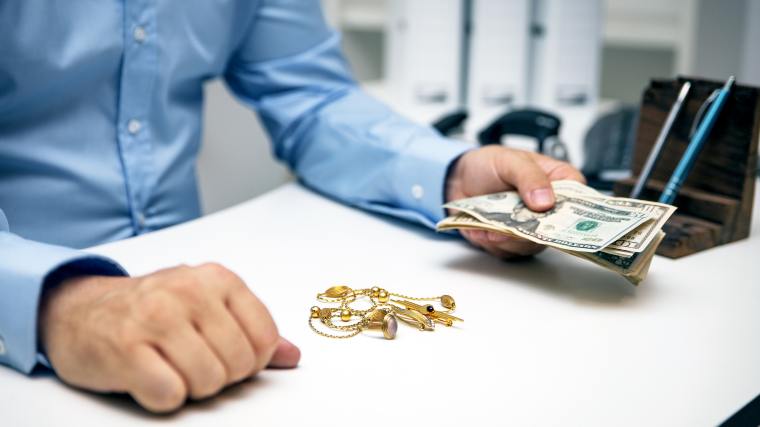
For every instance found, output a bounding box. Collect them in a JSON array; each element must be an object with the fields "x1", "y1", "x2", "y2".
[
  {"x1": 267, "y1": 337, "x2": 301, "y2": 369},
  {"x1": 495, "y1": 151, "x2": 555, "y2": 211}
]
